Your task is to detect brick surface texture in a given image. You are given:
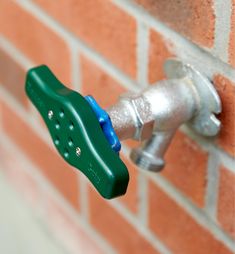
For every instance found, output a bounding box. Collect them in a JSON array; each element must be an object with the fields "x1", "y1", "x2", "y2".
[
  {"x1": 89, "y1": 187, "x2": 159, "y2": 254},
  {"x1": 0, "y1": 48, "x2": 28, "y2": 108},
  {"x1": 214, "y1": 75, "x2": 235, "y2": 157},
  {"x1": 162, "y1": 131, "x2": 209, "y2": 207},
  {"x1": 217, "y1": 167, "x2": 235, "y2": 240},
  {"x1": 230, "y1": 0, "x2": 235, "y2": 67},
  {"x1": 0, "y1": 0, "x2": 71, "y2": 84},
  {"x1": 149, "y1": 181, "x2": 233, "y2": 254},
  {"x1": 134, "y1": 0, "x2": 215, "y2": 47},
  {"x1": 0, "y1": 0, "x2": 234, "y2": 253},
  {"x1": 35, "y1": 0, "x2": 137, "y2": 78},
  {"x1": 80, "y1": 55, "x2": 126, "y2": 108},
  {"x1": 148, "y1": 29, "x2": 173, "y2": 83}
]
